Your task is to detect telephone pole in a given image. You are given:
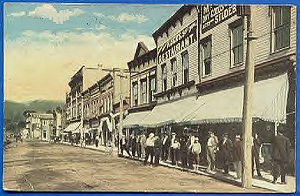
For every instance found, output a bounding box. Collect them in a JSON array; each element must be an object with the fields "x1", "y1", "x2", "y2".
[{"x1": 241, "y1": 6, "x2": 257, "y2": 188}]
